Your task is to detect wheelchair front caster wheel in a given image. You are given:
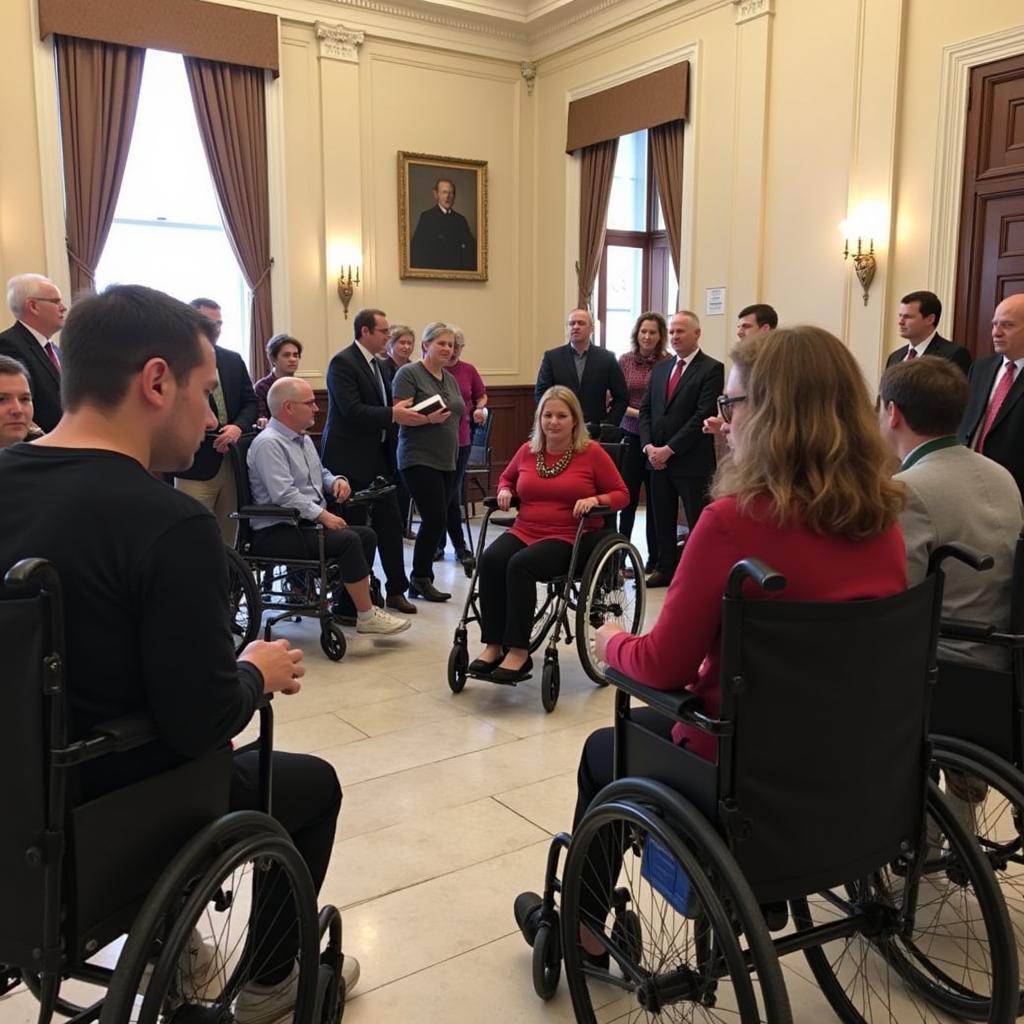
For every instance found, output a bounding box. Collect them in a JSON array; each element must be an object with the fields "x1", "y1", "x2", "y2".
[
  {"x1": 448, "y1": 644, "x2": 468, "y2": 693},
  {"x1": 532, "y1": 920, "x2": 561, "y2": 1000},
  {"x1": 541, "y1": 660, "x2": 560, "y2": 713},
  {"x1": 314, "y1": 962, "x2": 344, "y2": 1024},
  {"x1": 320, "y1": 622, "x2": 346, "y2": 661}
]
